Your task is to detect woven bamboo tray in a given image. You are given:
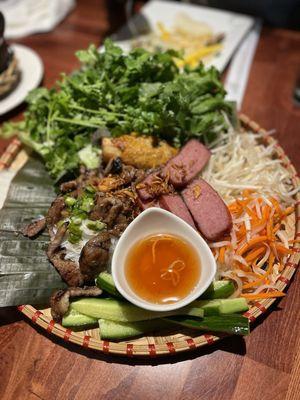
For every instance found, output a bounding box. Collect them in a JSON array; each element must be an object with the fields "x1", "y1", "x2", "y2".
[{"x1": 1, "y1": 114, "x2": 299, "y2": 357}]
